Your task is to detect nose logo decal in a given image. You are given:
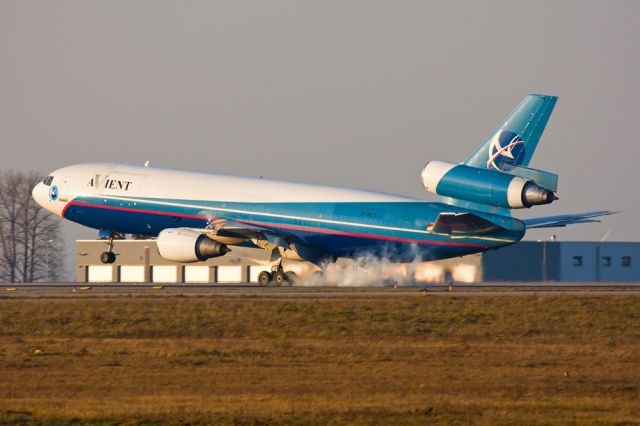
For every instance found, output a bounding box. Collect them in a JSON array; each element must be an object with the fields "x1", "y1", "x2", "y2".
[{"x1": 49, "y1": 185, "x2": 59, "y2": 201}]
